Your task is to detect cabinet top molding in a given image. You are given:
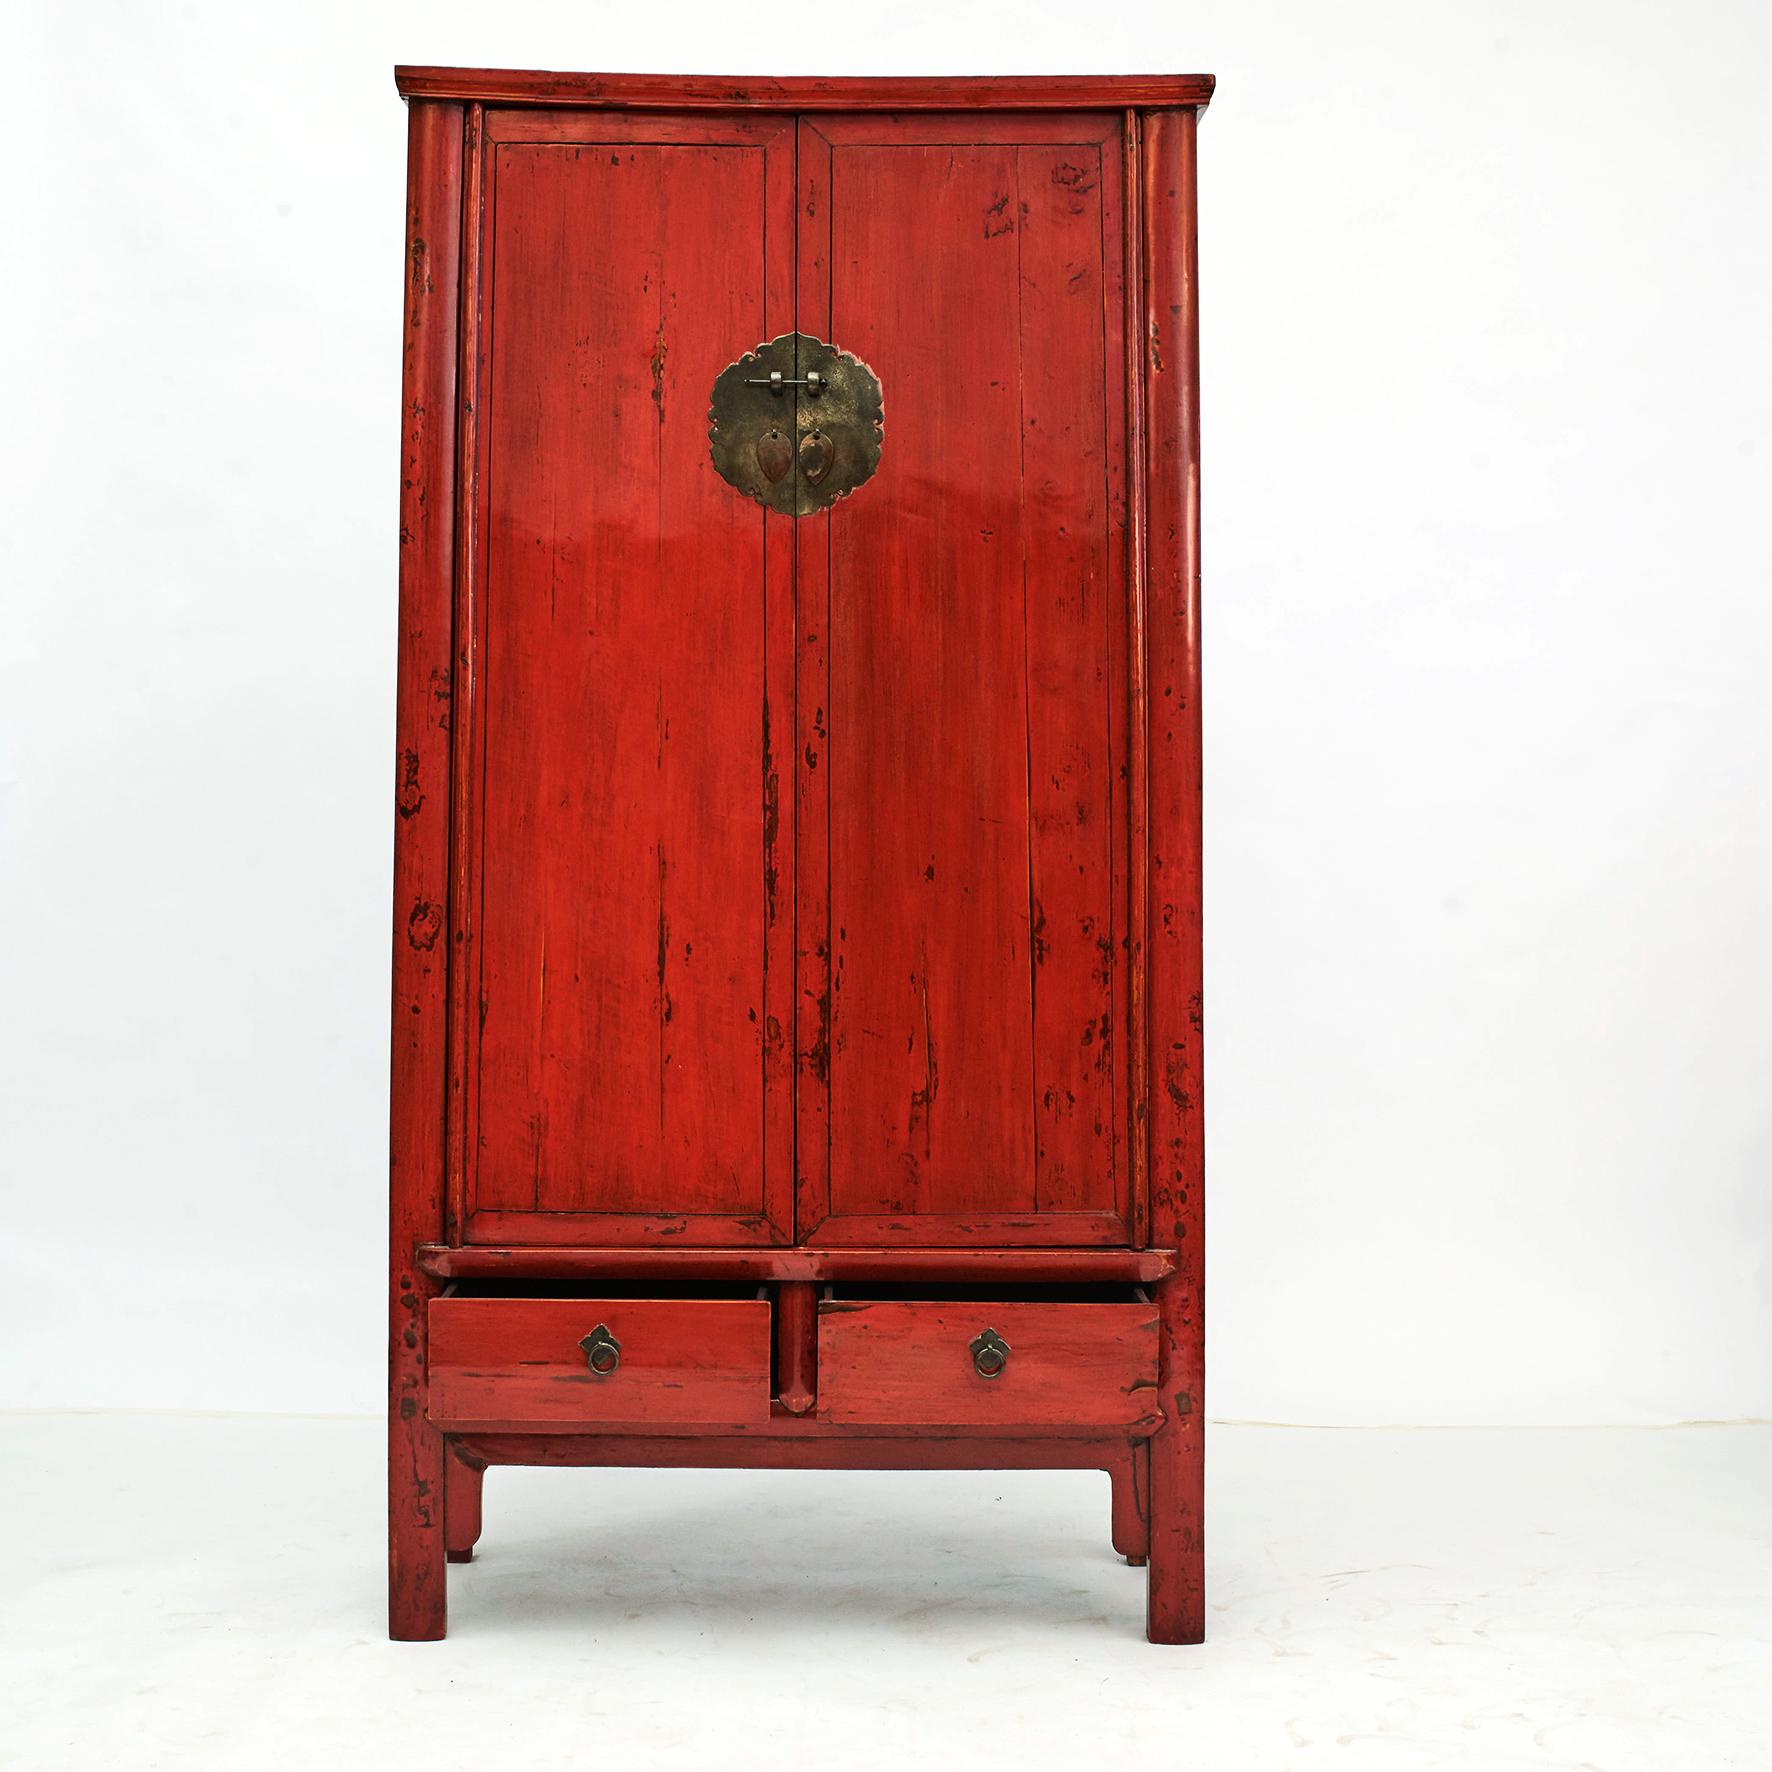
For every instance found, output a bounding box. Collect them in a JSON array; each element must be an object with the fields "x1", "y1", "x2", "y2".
[{"x1": 393, "y1": 67, "x2": 1216, "y2": 112}]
